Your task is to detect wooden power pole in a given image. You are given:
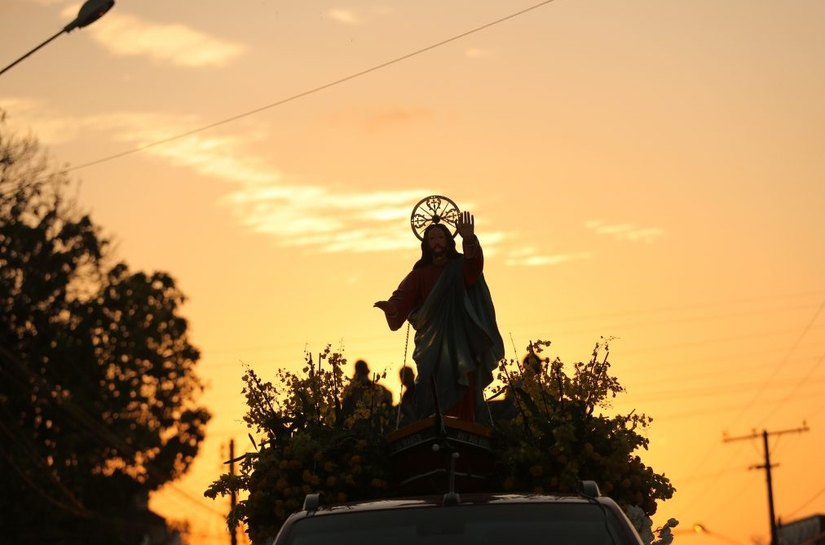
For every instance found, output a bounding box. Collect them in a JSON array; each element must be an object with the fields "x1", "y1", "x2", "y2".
[
  {"x1": 229, "y1": 439, "x2": 238, "y2": 545},
  {"x1": 724, "y1": 424, "x2": 809, "y2": 545}
]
